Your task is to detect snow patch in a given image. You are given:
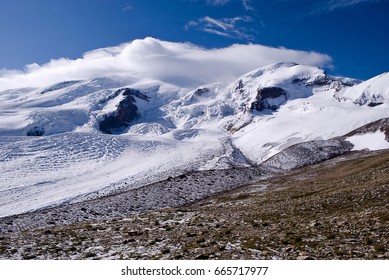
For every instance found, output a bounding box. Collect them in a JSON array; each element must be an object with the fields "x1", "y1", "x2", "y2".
[{"x1": 346, "y1": 131, "x2": 389, "y2": 151}]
